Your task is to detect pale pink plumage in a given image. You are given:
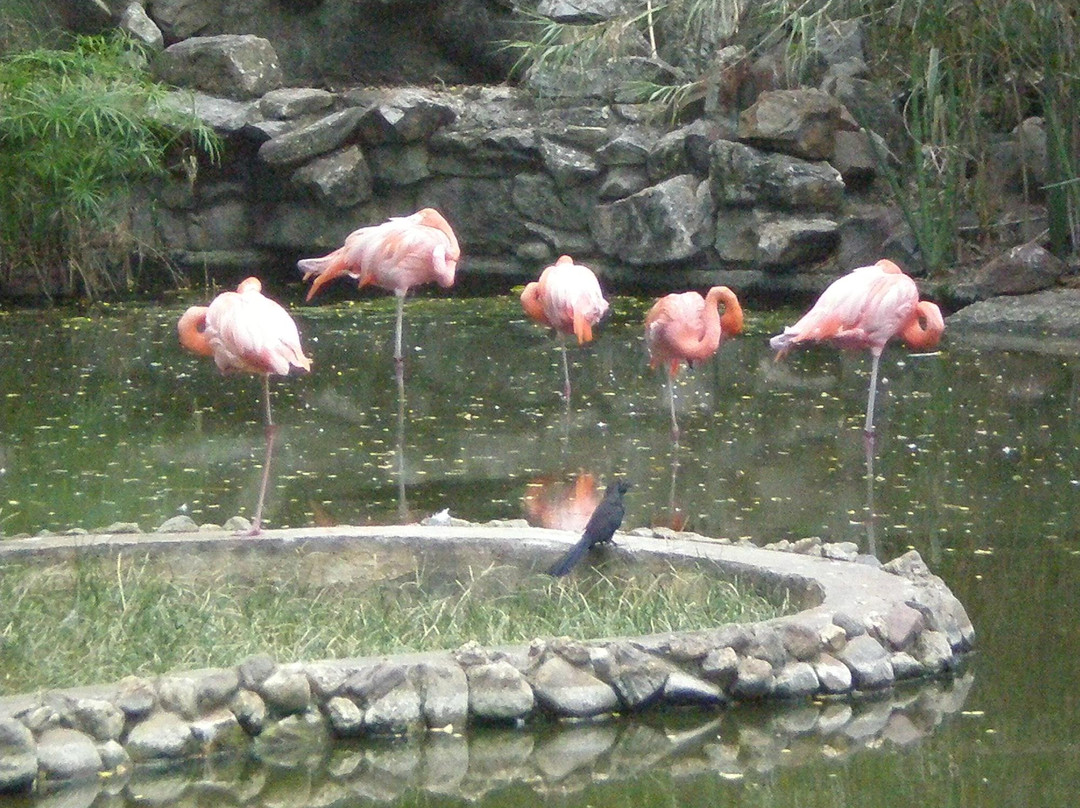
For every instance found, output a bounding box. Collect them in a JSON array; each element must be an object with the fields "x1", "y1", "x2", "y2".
[
  {"x1": 178, "y1": 277, "x2": 311, "y2": 377},
  {"x1": 298, "y1": 208, "x2": 459, "y2": 299},
  {"x1": 521, "y1": 255, "x2": 609, "y2": 344},
  {"x1": 521, "y1": 255, "x2": 609, "y2": 398},
  {"x1": 298, "y1": 208, "x2": 460, "y2": 365},
  {"x1": 177, "y1": 277, "x2": 311, "y2": 534},
  {"x1": 770, "y1": 259, "x2": 944, "y2": 435},
  {"x1": 644, "y1": 286, "x2": 743, "y2": 439}
]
